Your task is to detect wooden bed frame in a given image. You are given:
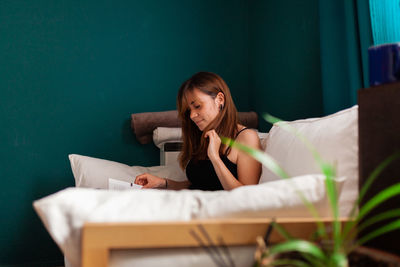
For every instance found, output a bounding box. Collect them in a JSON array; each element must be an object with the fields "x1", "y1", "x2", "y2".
[{"x1": 81, "y1": 217, "x2": 348, "y2": 267}]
